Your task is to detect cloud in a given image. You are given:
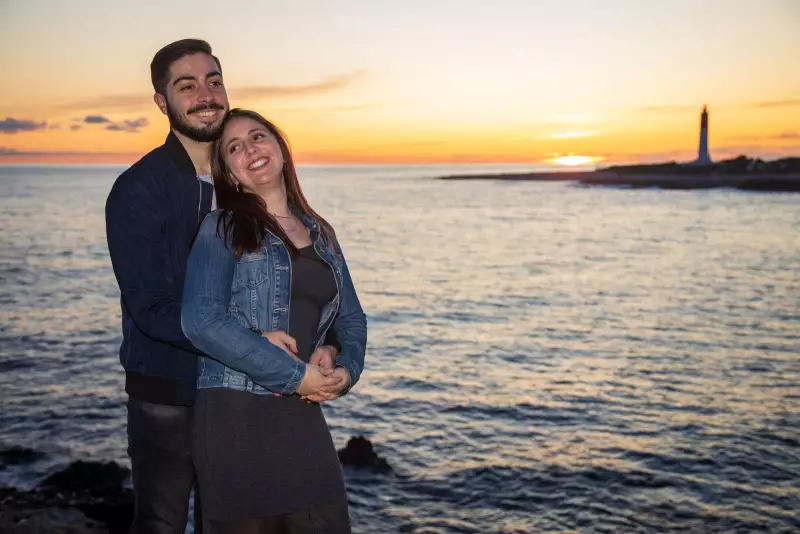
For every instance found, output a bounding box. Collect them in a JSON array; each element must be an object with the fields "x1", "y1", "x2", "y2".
[
  {"x1": 0, "y1": 117, "x2": 48, "y2": 134},
  {"x1": 84, "y1": 115, "x2": 111, "y2": 124},
  {"x1": 70, "y1": 125, "x2": 83, "y2": 131},
  {"x1": 636, "y1": 105, "x2": 700, "y2": 113},
  {"x1": 58, "y1": 94, "x2": 151, "y2": 112},
  {"x1": 105, "y1": 117, "x2": 148, "y2": 133},
  {"x1": 55, "y1": 71, "x2": 366, "y2": 112},
  {"x1": 725, "y1": 131, "x2": 800, "y2": 142},
  {"x1": 0, "y1": 146, "x2": 136, "y2": 158},
  {"x1": 634, "y1": 98, "x2": 800, "y2": 114},
  {"x1": 747, "y1": 99, "x2": 800, "y2": 109},
  {"x1": 232, "y1": 70, "x2": 365, "y2": 100}
]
